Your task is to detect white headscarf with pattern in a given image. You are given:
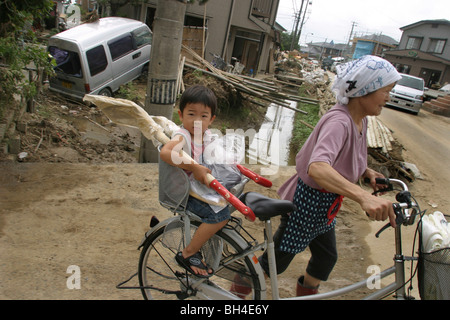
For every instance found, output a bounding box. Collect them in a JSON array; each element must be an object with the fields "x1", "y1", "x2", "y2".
[{"x1": 332, "y1": 55, "x2": 401, "y2": 105}]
